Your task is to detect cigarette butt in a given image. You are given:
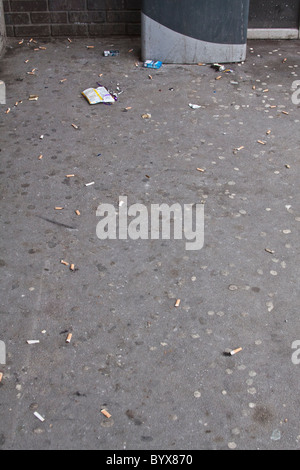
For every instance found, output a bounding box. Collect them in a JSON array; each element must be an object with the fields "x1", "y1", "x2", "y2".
[
  {"x1": 265, "y1": 248, "x2": 274, "y2": 254},
  {"x1": 19, "y1": 39, "x2": 24, "y2": 44},
  {"x1": 60, "y1": 78, "x2": 67, "y2": 83},
  {"x1": 85, "y1": 182, "x2": 95, "y2": 186},
  {"x1": 252, "y1": 85, "x2": 256, "y2": 90},
  {"x1": 34, "y1": 411, "x2": 45, "y2": 422},
  {"x1": 67, "y1": 38, "x2": 72, "y2": 43},
  {"x1": 266, "y1": 130, "x2": 271, "y2": 135},
  {"x1": 282, "y1": 58, "x2": 287, "y2": 63},
  {"x1": 66, "y1": 174, "x2": 75, "y2": 178},
  {"x1": 60, "y1": 260, "x2": 69, "y2": 266},
  {"x1": 215, "y1": 75, "x2": 222, "y2": 80},
  {"x1": 5, "y1": 108, "x2": 10, "y2": 114},
  {"x1": 270, "y1": 105, "x2": 277, "y2": 108},
  {"x1": 27, "y1": 340, "x2": 40, "y2": 344},
  {"x1": 29, "y1": 95, "x2": 38, "y2": 101},
  {"x1": 148, "y1": 75, "x2": 152, "y2": 79},
  {"x1": 86, "y1": 46, "x2": 94, "y2": 49},
  {"x1": 54, "y1": 206, "x2": 63, "y2": 210},
  {"x1": 24, "y1": 59, "x2": 29, "y2": 63},
  {"x1": 71, "y1": 123, "x2": 79, "y2": 129},
  {"x1": 101, "y1": 409, "x2": 111, "y2": 418},
  {"x1": 0, "y1": 372, "x2": 3, "y2": 382},
  {"x1": 285, "y1": 164, "x2": 290, "y2": 169},
  {"x1": 175, "y1": 299, "x2": 181, "y2": 307},
  {"x1": 39, "y1": 46, "x2": 46, "y2": 50},
  {"x1": 236, "y1": 146, "x2": 244, "y2": 151},
  {"x1": 75, "y1": 210, "x2": 80, "y2": 216},
  {"x1": 282, "y1": 111, "x2": 289, "y2": 115},
  {"x1": 66, "y1": 333, "x2": 72, "y2": 343},
  {"x1": 257, "y1": 140, "x2": 266, "y2": 145},
  {"x1": 70, "y1": 264, "x2": 75, "y2": 271},
  {"x1": 263, "y1": 89, "x2": 269, "y2": 93},
  {"x1": 196, "y1": 168, "x2": 205, "y2": 172},
  {"x1": 230, "y1": 347, "x2": 243, "y2": 356}
]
